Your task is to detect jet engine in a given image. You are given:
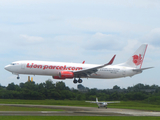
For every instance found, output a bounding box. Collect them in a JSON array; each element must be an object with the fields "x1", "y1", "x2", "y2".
[
  {"x1": 59, "y1": 71, "x2": 74, "y2": 79},
  {"x1": 52, "y1": 76, "x2": 65, "y2": 79}
]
